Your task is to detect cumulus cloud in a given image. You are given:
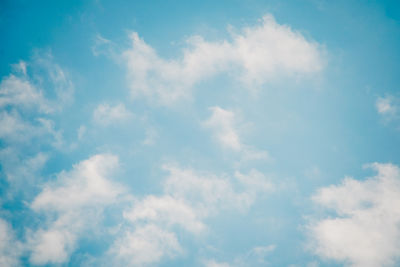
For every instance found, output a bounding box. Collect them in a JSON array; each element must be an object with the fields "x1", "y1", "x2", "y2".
[
  {"x1": 28, "y1": 154, "x2": 123, "y2": 265},
  {"x1": 122, "y1": 14, "x2": 323, "y2": 104},
  {"x1": 110, "y1": 165, "x2": 273, "y2": 266},
  {"x1": 307, "y1": 163, "x2": 400, "y2": 267},
  {"x1": 0, "y1": 219, "x2": 23, "y2": 267},
  {"x1": 203, "y1": 106, "x2": 270, "y2": 161},
  {"x1": 93, "y1": 103, "x2": 133, "y2": 126}
]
